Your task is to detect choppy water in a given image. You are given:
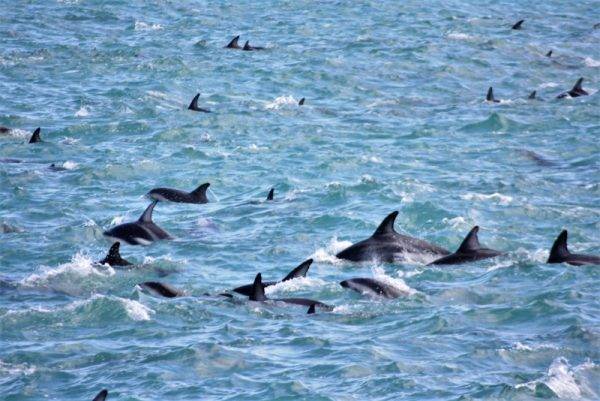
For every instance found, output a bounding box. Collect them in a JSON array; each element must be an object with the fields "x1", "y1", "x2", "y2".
[{"x1": 1, "y1": 1, "x2": 599, "y2": 400}]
